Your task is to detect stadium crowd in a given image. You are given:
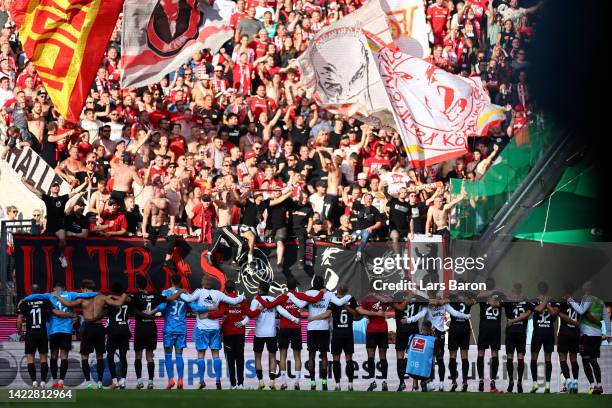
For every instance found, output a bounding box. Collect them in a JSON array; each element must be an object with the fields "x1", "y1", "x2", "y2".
[
  {"x1": 0, "y1": 0, "x2": 539, "y2": 268},
  {"x1": 1, "y1": 0, "x2": 611, "y2": 397}
]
